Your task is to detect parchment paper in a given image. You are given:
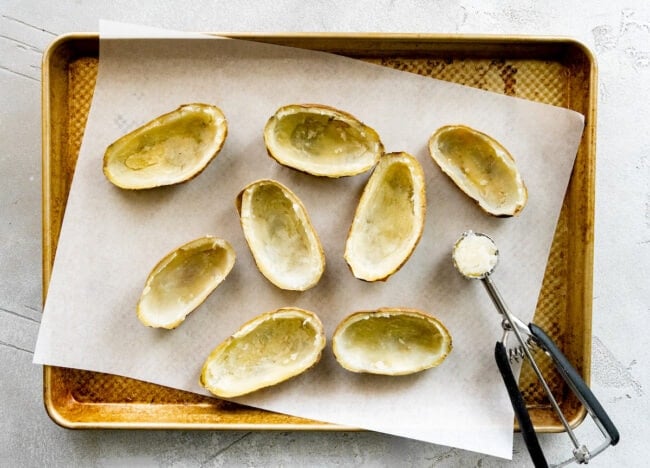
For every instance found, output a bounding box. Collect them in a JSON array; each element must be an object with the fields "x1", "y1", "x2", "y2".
[{"x1": 34, "y1": 21, "x2": 585, "y2": 458}]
